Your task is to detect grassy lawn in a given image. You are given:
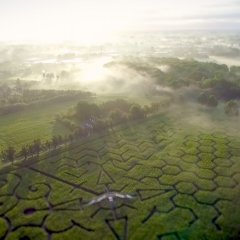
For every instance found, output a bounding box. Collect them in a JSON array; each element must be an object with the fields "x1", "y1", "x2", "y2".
[{"x1": 0, "y1": 98, "x2": 82, "y2": 150}]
